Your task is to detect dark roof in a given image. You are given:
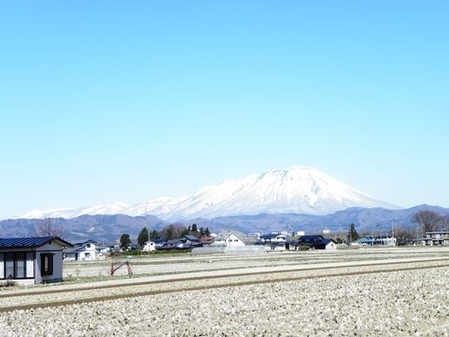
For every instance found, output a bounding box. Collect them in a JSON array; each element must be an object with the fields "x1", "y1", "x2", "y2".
[
  {"x1": 260, "y1": 233, "x2": 286, "y2": 240},
  {"x1": 182, "y1": 235, "x2": 200, "y2": 241},
  {"x1": 0, "y1": 236, "x2": 73, "y2": 249},
  {"x1": 74, "y1": 239, "x2": 97, "y2": 245},
  {"x1": 165, "y1": 239, "x2": 182, "y2": 245},
  {"x1": 296, "y1": 236, "x2": 336, "y2": 249},
  {"x1": 297, "y1": 235, "x2": 325, "y2": 243}
]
